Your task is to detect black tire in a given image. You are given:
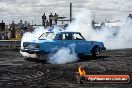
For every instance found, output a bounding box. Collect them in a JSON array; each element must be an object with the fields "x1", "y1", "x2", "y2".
[
  {"x1": 37, "y1": 54, "x2": 48, "y2": 60},
  {"x1": 91, "y1": 46, "x2": 100, "y2": 57}
]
